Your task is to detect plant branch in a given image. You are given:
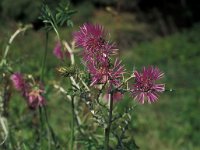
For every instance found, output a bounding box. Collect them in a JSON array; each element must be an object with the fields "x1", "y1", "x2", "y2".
[
  {"x1": 0, "y1": 24, "x2": 32, "y2": 66},
  {"x1": 71, "y1": 96, "x2": 75, "y2": 150},
  {"x1": 40, "y1": 31, "x2": 49, "y2": 82},
  {"x1": 104, "y1": 92, "x2": 114, "y2": 150}
]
